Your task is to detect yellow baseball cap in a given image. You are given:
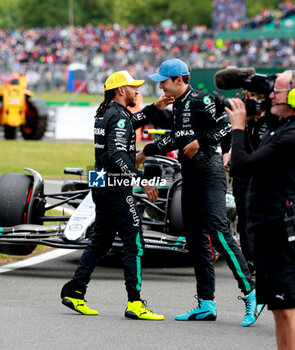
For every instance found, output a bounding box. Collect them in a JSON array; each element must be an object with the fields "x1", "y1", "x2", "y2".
[{"x1": 104, "y1": 70, "x2": 145, "y2": 91}]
